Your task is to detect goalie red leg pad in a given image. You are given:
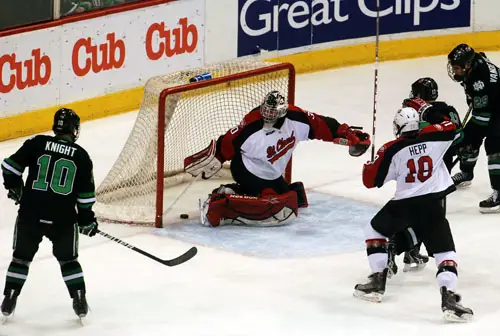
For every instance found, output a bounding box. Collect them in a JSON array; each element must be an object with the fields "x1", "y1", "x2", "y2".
[
  {"x1": 206, "y1": 191, "x2": 299, "y2": 227},
  {"x1": 261, "y1": 188, "x2": 278, "y2": 196},
  {"x1": 289, "y1": 182, "x2": 308, "y2": 208}
]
